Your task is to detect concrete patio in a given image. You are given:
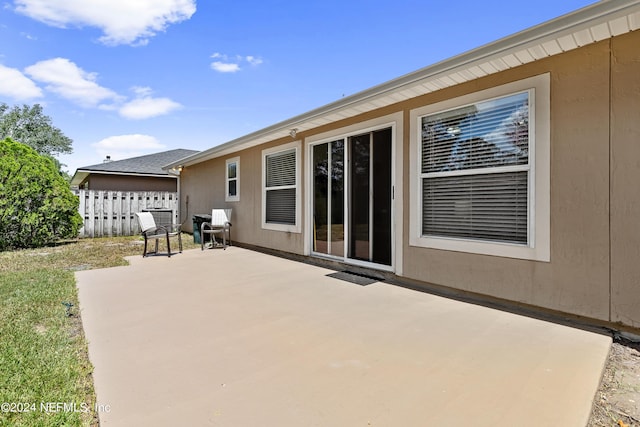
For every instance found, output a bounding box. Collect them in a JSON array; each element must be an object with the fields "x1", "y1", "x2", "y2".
[{"x1": 76, "y1": 247, "x2": 611, "y2": 426}]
